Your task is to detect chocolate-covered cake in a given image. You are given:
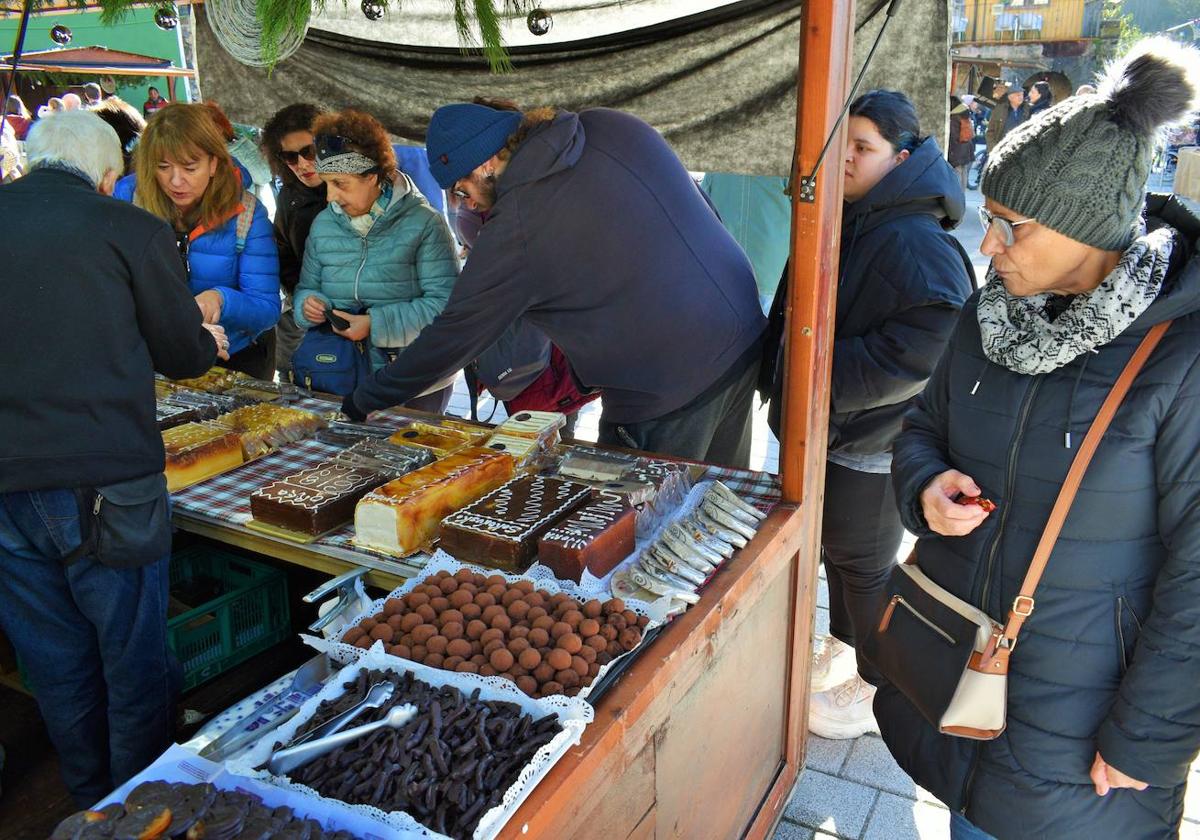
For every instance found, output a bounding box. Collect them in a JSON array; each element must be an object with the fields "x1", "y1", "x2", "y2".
[
  {"x1": 537, "y1": 495, "x2": 636, "y2": 581},
  {"x1": 251, "y1": 463, "x2": 387, "y2": 535},
  {"x1": 439, "y1": 475, "x2": 592, "y2": 572}
]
